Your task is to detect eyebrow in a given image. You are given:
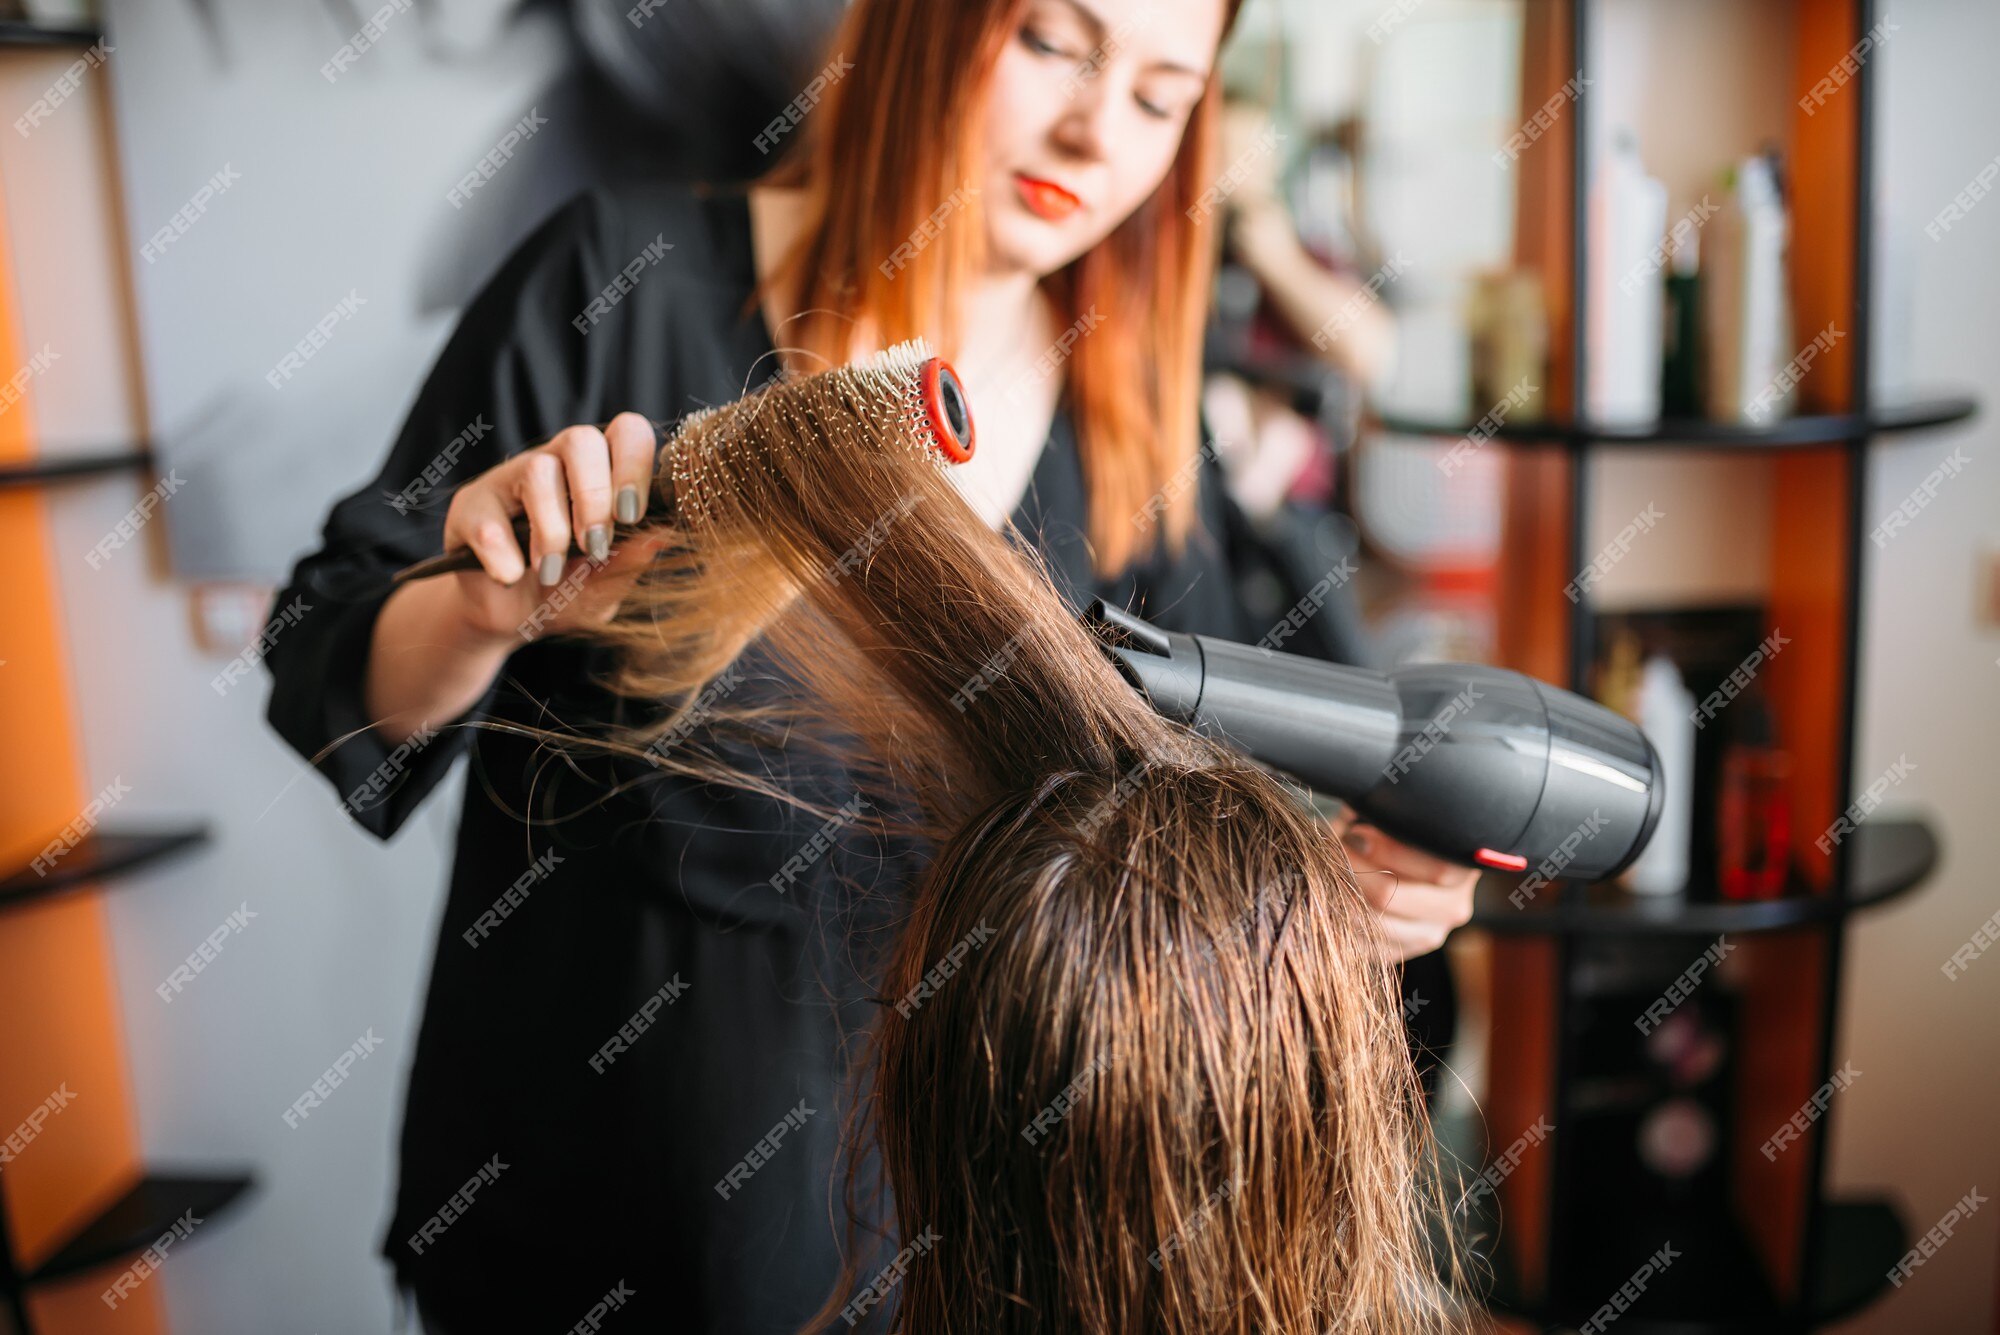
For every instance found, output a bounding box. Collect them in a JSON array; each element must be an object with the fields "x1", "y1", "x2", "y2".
[{"x1": 1045, "y1": 0, "x2": 1213, "y2": 81}]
